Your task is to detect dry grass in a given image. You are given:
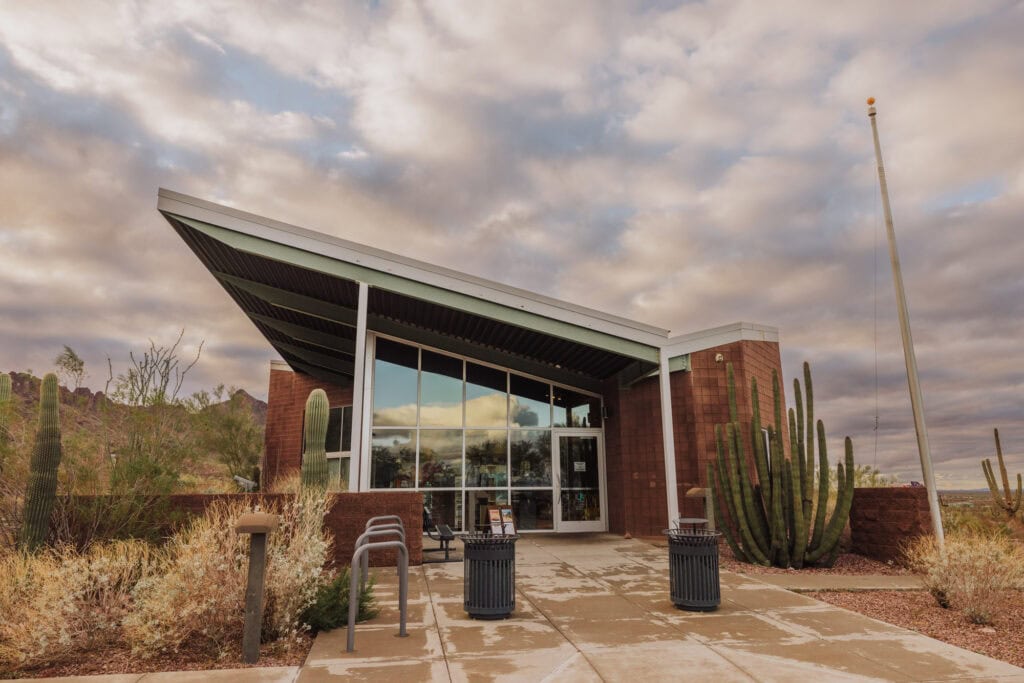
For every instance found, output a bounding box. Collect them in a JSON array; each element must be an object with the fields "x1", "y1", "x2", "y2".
[
  {"x1": 903, "y1": 531, "x2": 1024, "y2": 624},
  {"x1": 1, "y1": 489, "x2": 333, "y2": 673},
  {"x1": 0, "y1": 540, "x2": 156, "y2": 669},
  {"x1": 125, "y1": 490, "x2": 331, "y2": 658}
]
